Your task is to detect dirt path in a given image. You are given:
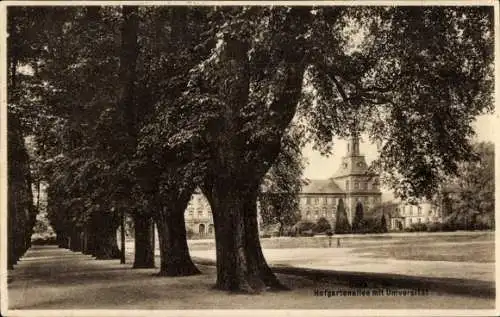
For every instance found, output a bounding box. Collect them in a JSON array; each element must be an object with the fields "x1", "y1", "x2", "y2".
[{"x1": 7, "y1": 245, "x2": 494, "y2": 310}]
